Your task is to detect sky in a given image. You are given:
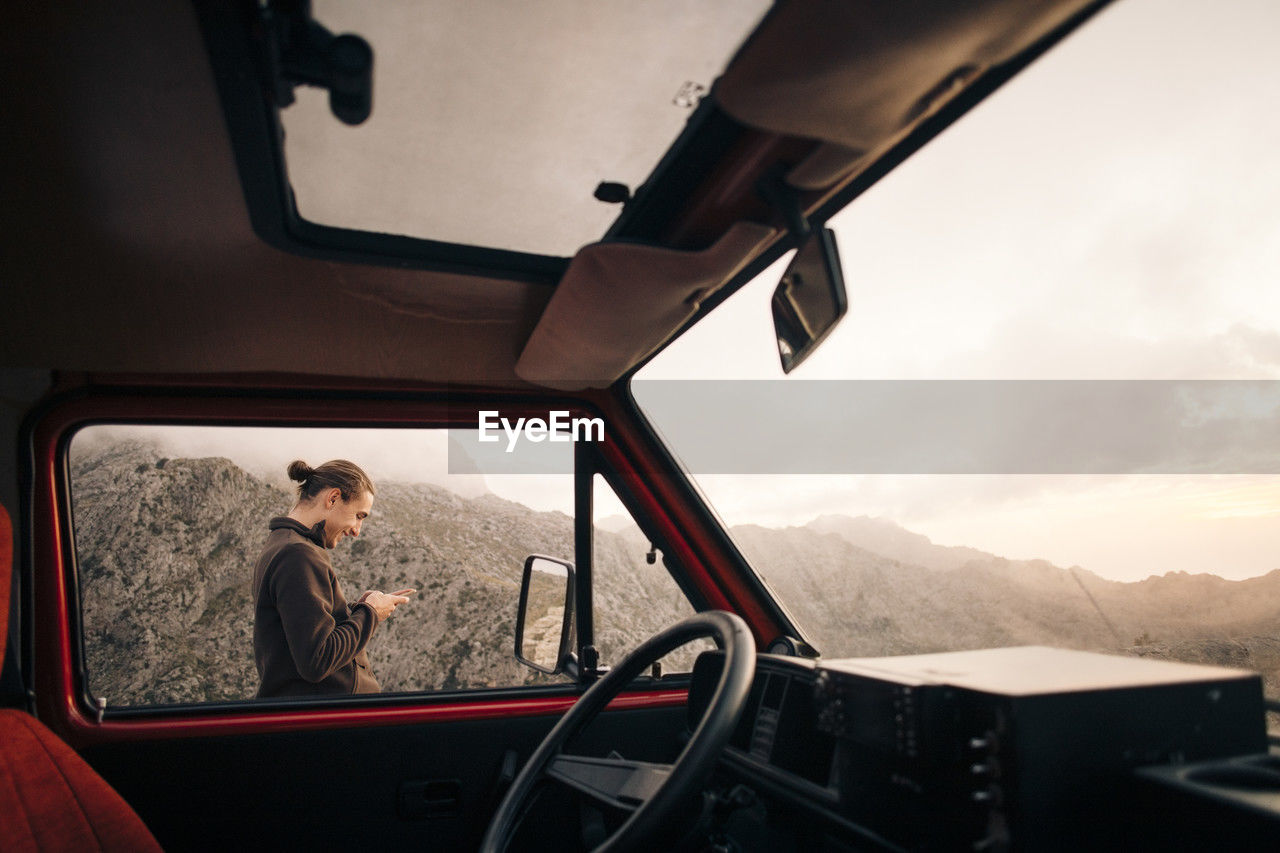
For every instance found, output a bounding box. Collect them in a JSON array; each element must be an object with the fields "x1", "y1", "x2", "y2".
[
  {"x1": 72, "y1": 424, "x2": 628, "y2": 532},
  {"x1": 634, "y1": 0, "x2": 1280, "y2": 582},
  {"x1": 74, "y1": 0, "x2": 1280, "y2": 584},
  {"x1": 293, "y1": 0, "x2": 772, "y2": 255}
]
